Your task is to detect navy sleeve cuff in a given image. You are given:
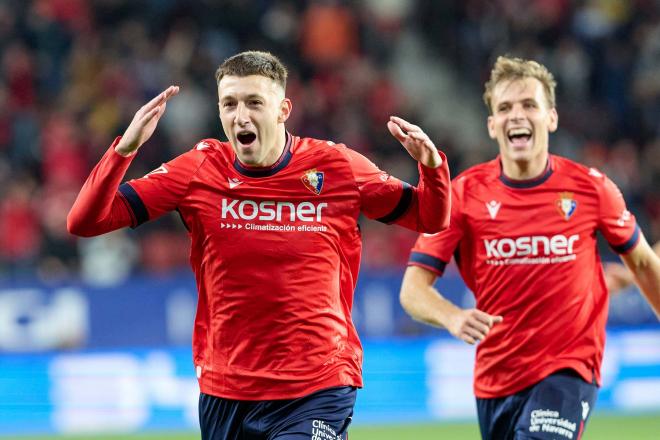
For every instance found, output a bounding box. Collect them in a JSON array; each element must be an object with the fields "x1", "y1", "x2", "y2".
[
  {"x1": 610, "y1": 224, "x2": 640, "y2": 254},
  {"x1": 377, "y1": 182, "x2": 413, "y2": 224},
  {"x1": 408, "y1": 251, "x2": 447, "y2": 274},
  {"x1": 118, "y1": 183, "x2": 149, "y2": 227}
]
